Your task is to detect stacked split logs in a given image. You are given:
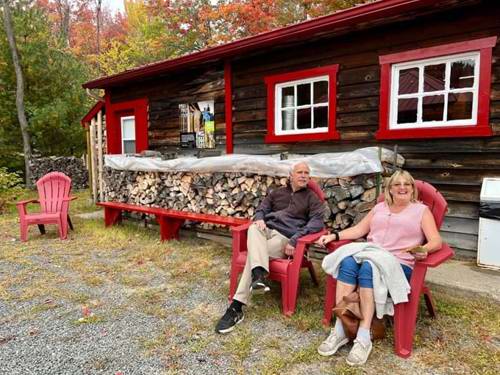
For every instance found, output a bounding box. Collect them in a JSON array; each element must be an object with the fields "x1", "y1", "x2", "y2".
[
  {"x1": 30, "y1": 156, "x2": 88, "y2": 189},
  {"x1": 104, "y1": 163, "x2": 398, "y2": 231}
]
